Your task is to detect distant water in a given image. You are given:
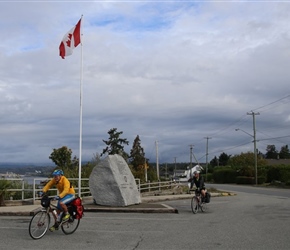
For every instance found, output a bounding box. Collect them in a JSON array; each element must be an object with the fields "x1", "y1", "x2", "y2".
[
  {"x1": 5, "y1": 176, "x2": 48, "y2": 185},
  {"x1": 23, "y1": 176, "x2": 49, "y2": 185}
]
